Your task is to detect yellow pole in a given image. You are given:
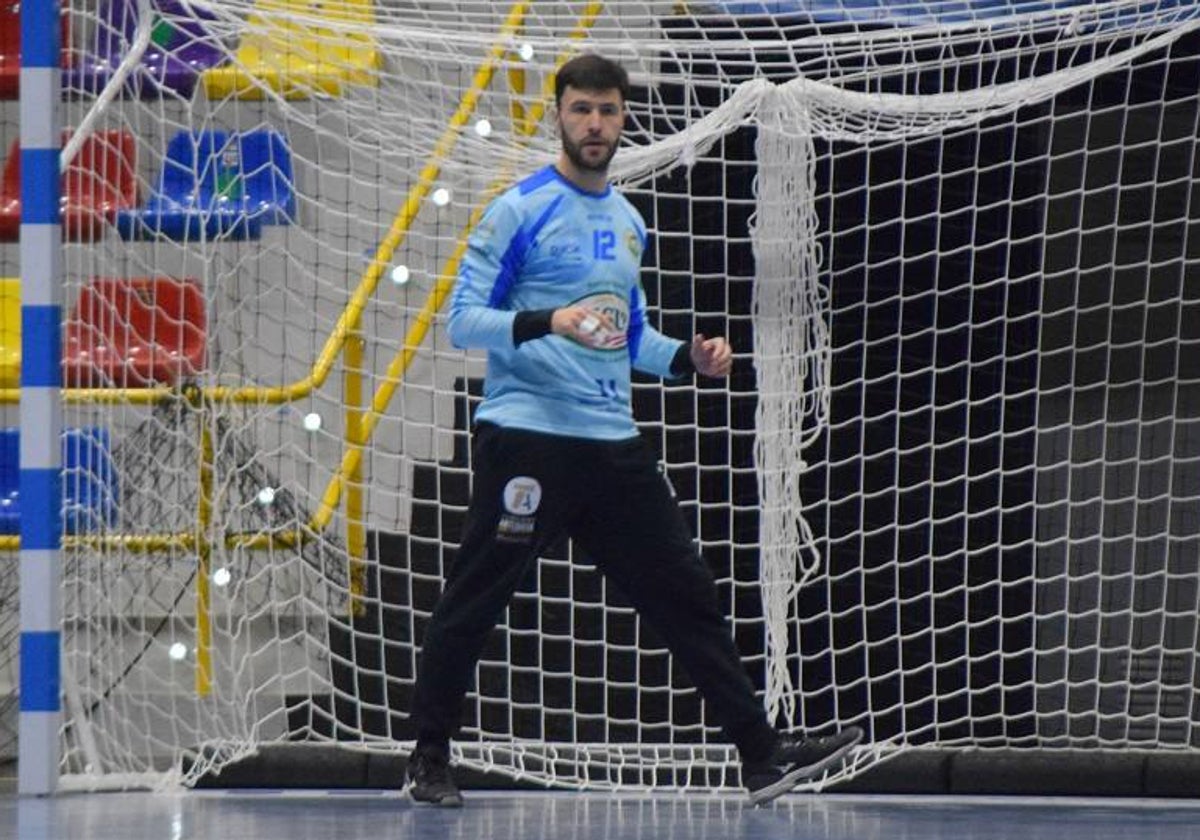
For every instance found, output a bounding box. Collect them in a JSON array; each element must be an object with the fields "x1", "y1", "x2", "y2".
[
  {"x1": 0, "y1": 533, "x2": 194, "y2": 552},
  {"x1": 344, "y1": 330, "x2": 367, "y2": 617},
  {"x1": 508, "y1": 30, "x2": 527, "y2": 134},
  {"x1": 307, "y1": 6, "x2": 606, "y2": 530},
  {"x1": 0, "y1": 386, "x2": 170, "y2": 405},
  {"x1": 0, "y1": 2, "x2": 608, "y2": 556},
  {"x1": 205, "y1": 0, "x2": 534, "y2": 407},
  {"x1": 0, "y1": 4, "x2": 535, "y2": 409},
  {"x1": 195, "y1": 405, "x2": 215, "y2": 696}
]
